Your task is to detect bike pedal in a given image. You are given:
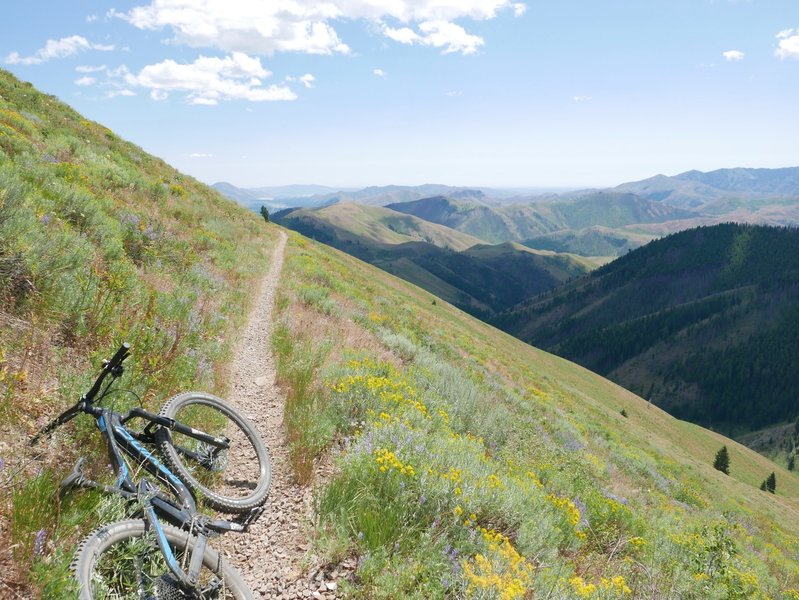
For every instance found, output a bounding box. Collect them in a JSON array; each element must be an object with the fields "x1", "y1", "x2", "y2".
[
  {"x1": 242, "y1": 505, "x2": 265, "y2": 530},
  {"x1": 60, "y1": 457, "x2": 87, "y2": 493}
]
